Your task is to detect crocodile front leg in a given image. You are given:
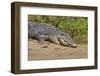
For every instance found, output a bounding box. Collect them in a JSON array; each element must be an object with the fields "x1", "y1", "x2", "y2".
[
  {"x1": 58, "y1": 38, "x2": 68, "y2": 46},
  {"x1": 48, "y1": 35, "x2": 60, "y2": 44},
  {"x1": 58, "y1": 36, "x2": 77, "y2": 48}
]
